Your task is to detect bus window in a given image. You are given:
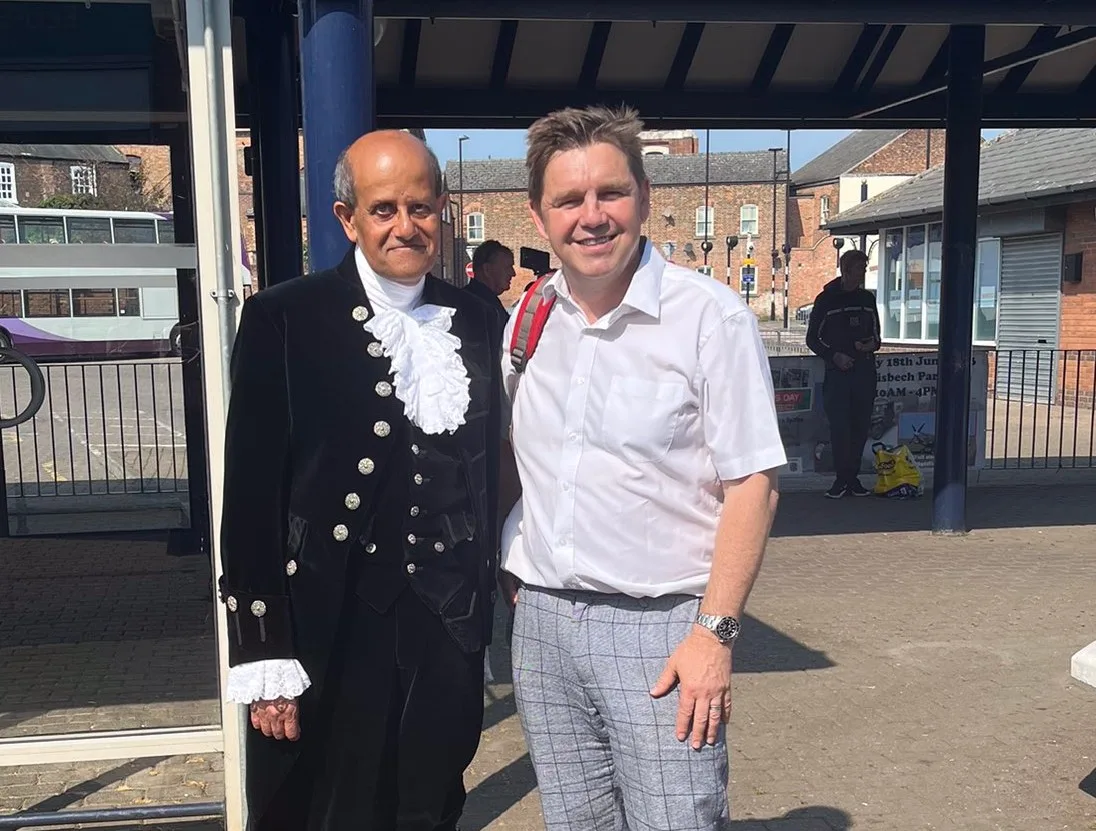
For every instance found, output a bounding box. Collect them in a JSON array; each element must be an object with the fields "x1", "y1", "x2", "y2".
[
  {"x1": 24, "y1": 289, "x2": 71, "y2": 317},
  {"x1": 67, "y1": 216, "x2": 113, "y2": 243},
  {"x1": 157, "y1": 219, "x2": 175, "y2": 243},
  {"x1": 73, "y1": 289, "x2": 117, "y2": 317},
  {"x1": 118, "y1": 288, "x2": 141, "y2": 316},
  {"x1": 18, "y1": 216, "x2": 66, "y2": 244},
  {"x1": 113, "y1": 217, "x2": 157, "y2": 244},
  {"x1": 0, "y1": 290, "x2": 22, "y2": 316},
  {"x1": 0, "y1": 215, "x2": 14, "y2": 244}
]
